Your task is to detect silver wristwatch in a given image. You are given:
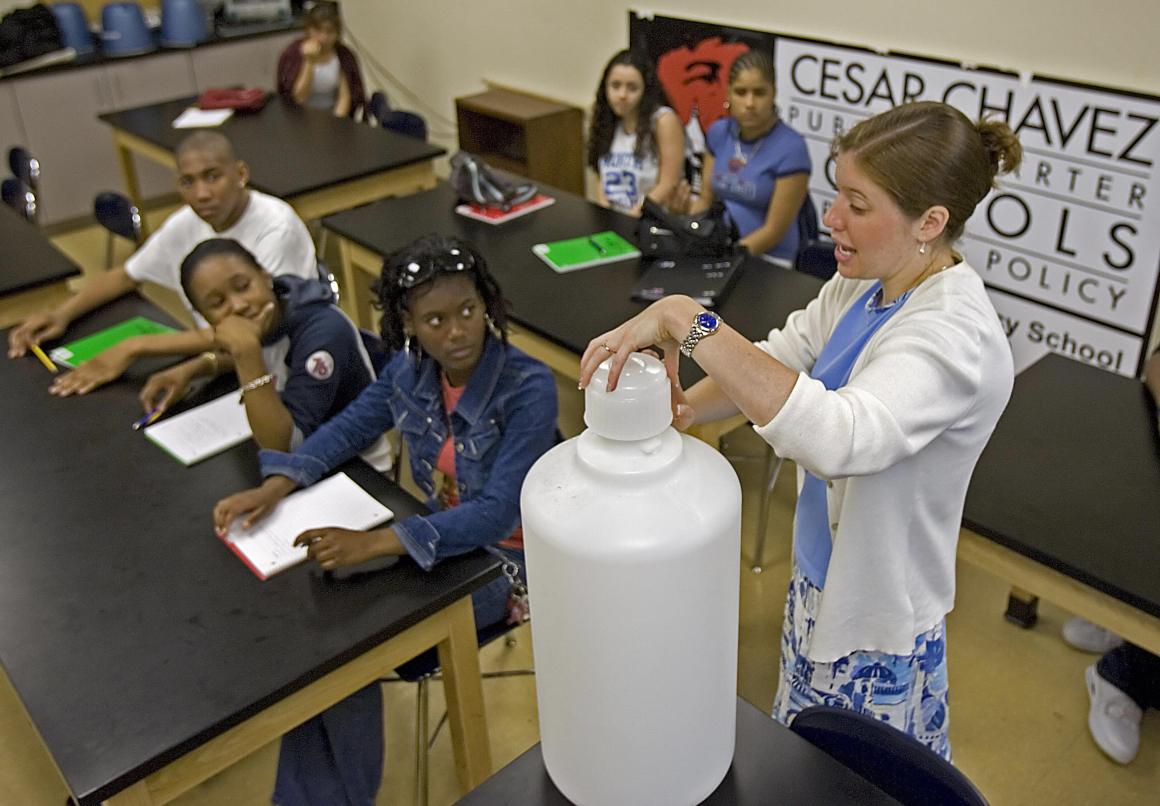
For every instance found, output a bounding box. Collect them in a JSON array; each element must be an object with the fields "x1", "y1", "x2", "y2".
[{"x1": 680, "y1": 311, "x2": 723, "y2": 357}]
